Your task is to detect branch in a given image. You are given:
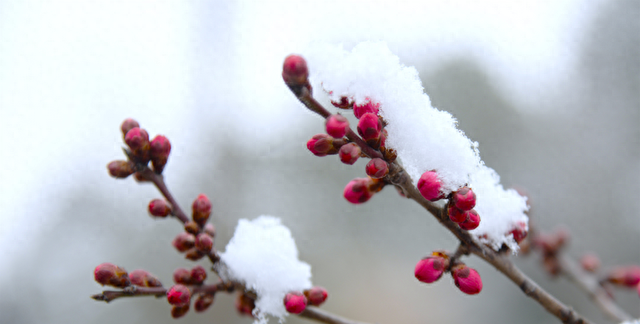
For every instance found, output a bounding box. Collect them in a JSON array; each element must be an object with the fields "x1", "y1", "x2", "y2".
[
  {"x1": 91, "y1": 283, "x2": 223, "y2": 303},
  {"x1": 137, "y1": 167, "x2": 190, "y2": 224}
]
